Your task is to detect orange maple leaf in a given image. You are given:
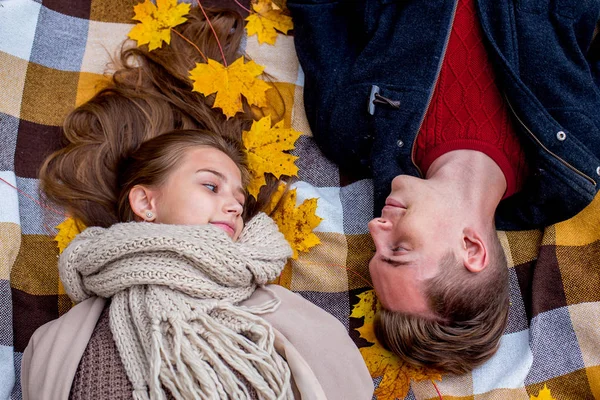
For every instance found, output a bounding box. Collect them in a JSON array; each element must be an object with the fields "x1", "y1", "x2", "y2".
[
  {"x1": 189, "y1": 57, "x2": 271, "y2": 118},
  {"x1": 530, "y1": 385, "x2": 557, "y2": 400},
  {"x1": 268, "y1": 185, "x2": 322, "y2": 259},
  {"x1": 351, "y1": 290, "x2": 442, "y2": 399},
  {"x1": 242, "y1": 115, "x2": 301, "y2": 198},
  {"x1": 245, "y1": 0, "x2": 293, "y2": 45},
  {"x1": 128, "y1": 0, "x2": 190, "y2": 51}
]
